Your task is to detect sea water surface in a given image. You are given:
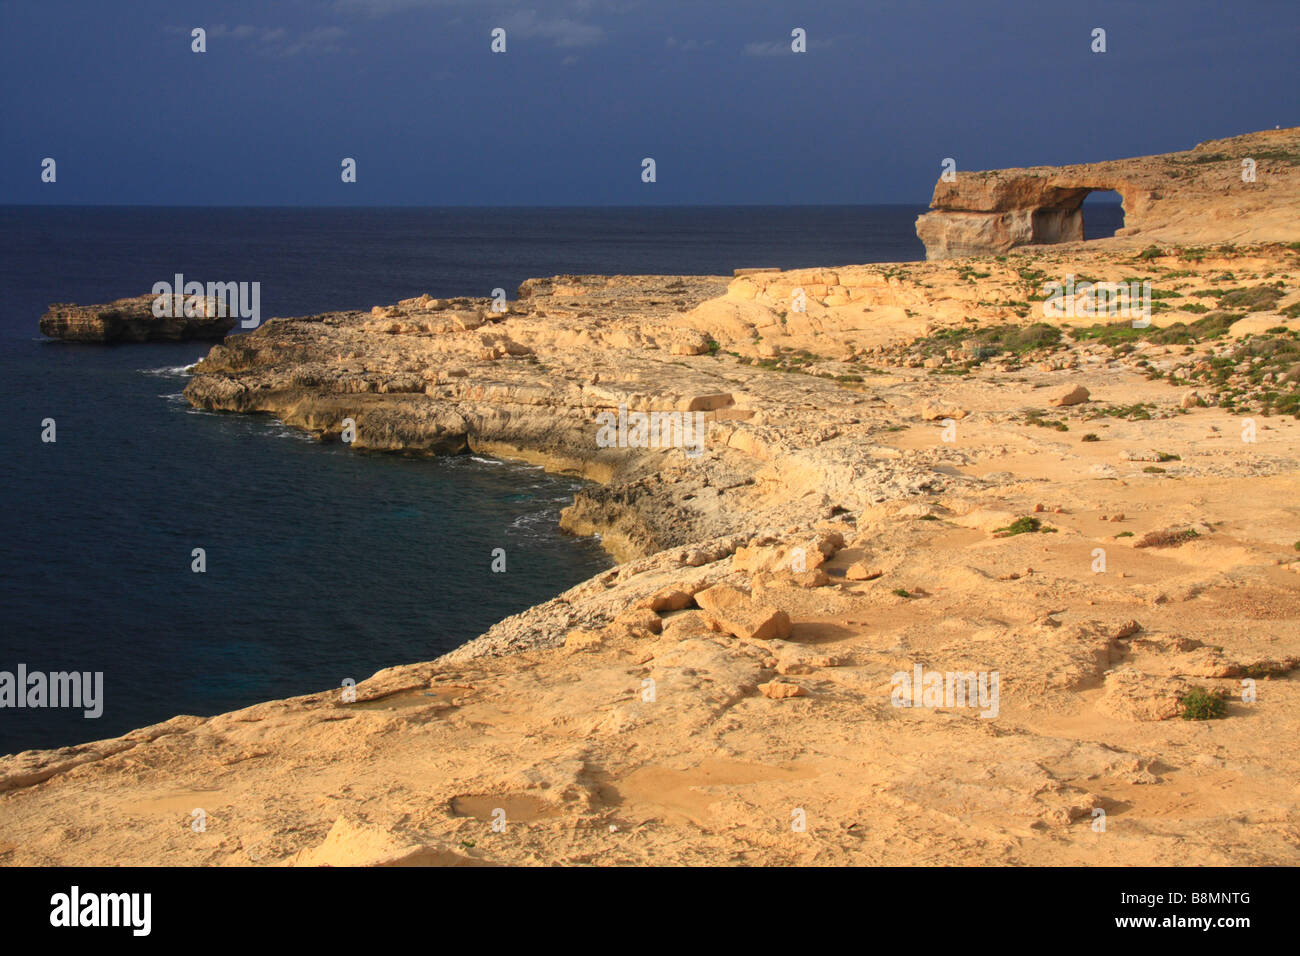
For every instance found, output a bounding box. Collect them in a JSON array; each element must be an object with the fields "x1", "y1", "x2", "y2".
[{"x1": 0, "y1": 204, "x2": 1122, "y2": 753}]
